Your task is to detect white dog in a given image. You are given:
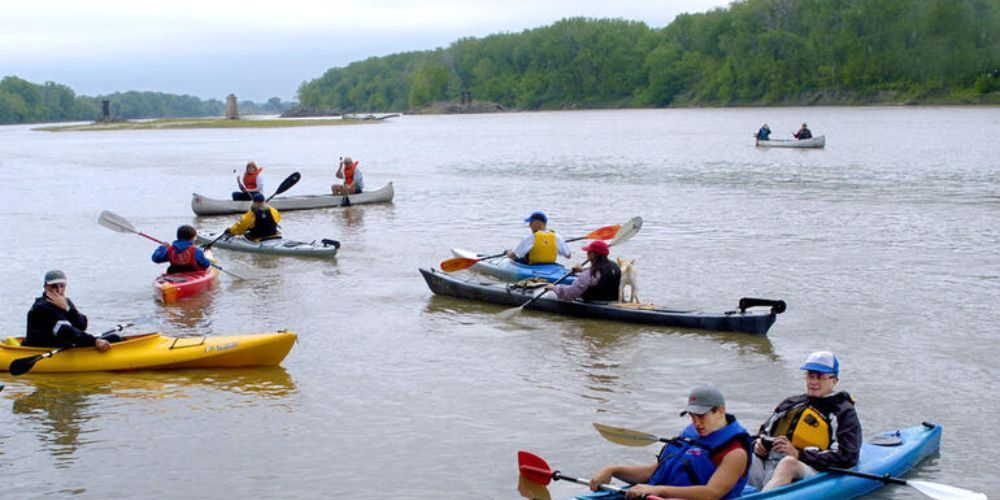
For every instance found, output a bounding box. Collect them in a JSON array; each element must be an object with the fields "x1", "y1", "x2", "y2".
[{"x1": 617, "y1": 257, "x2": 639, "y2": 303}]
